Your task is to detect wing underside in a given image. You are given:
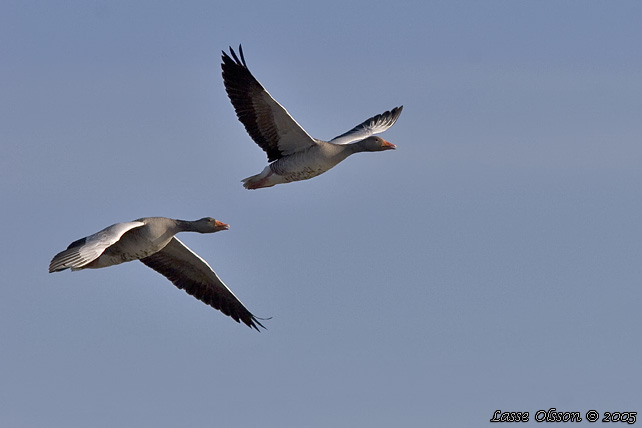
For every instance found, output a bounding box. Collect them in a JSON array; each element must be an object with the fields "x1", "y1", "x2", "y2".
[
  {"x1": 221, "y1": 45, "x2": 317, "y2": 162},
  {"x1": 140, "y1": 237, "x2": 265, "y2": 331}
]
